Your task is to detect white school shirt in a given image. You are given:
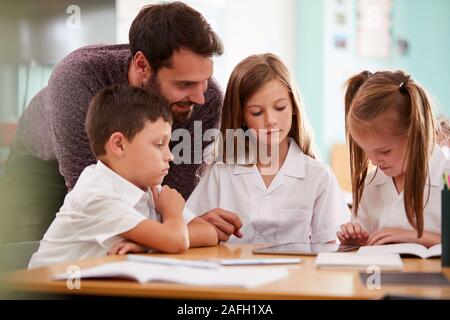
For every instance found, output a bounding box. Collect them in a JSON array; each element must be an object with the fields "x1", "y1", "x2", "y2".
[
  {"x1": 187, "y1": 139, "x2": 351, "y2": 244},
  {"x1": 28, "y1": 161, "x2": 195, "y2": 269},
  {"x1": 353, "y1": 145, "x2": 450, "y2": 234}
]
